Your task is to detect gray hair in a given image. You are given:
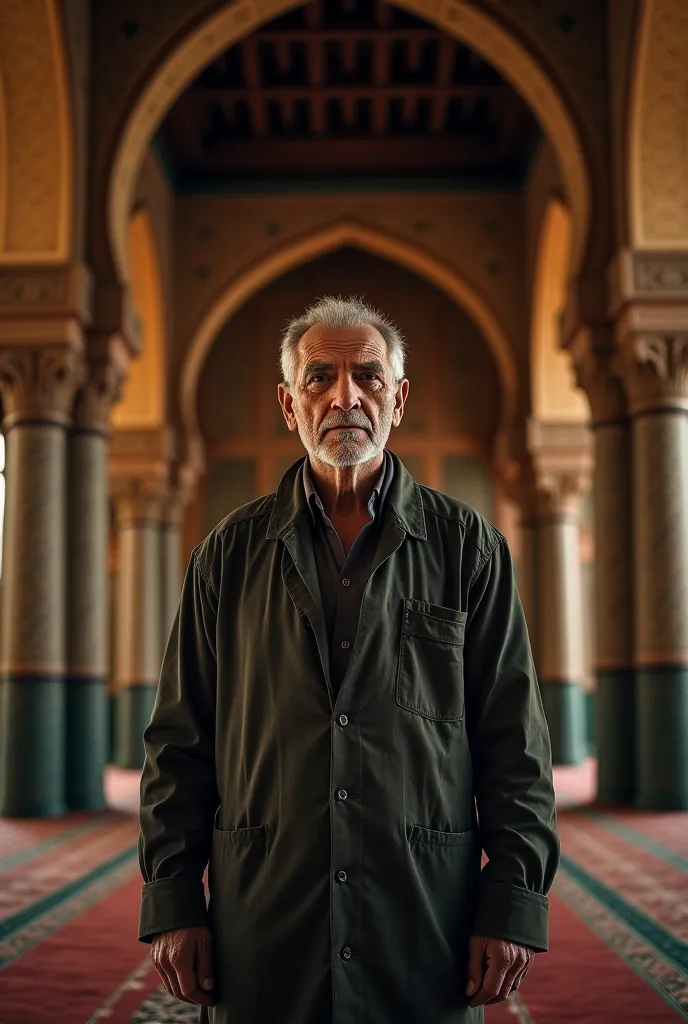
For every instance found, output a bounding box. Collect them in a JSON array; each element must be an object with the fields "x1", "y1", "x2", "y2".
[{"x1": 279, "y1": 295, "x2": 407, "y2": 388}]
